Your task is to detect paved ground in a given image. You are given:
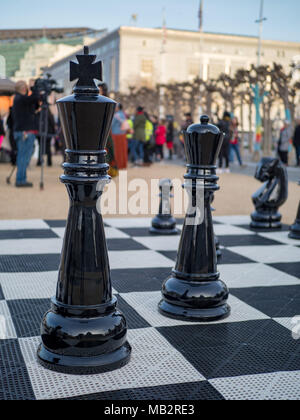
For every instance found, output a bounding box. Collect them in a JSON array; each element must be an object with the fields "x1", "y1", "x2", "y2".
[
  {"x1": 0, "y1": 216, "x2": 300, "y2": 400},
  {"x1": 0, "y1": 155, "x2": 299, "y2": 224}
]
